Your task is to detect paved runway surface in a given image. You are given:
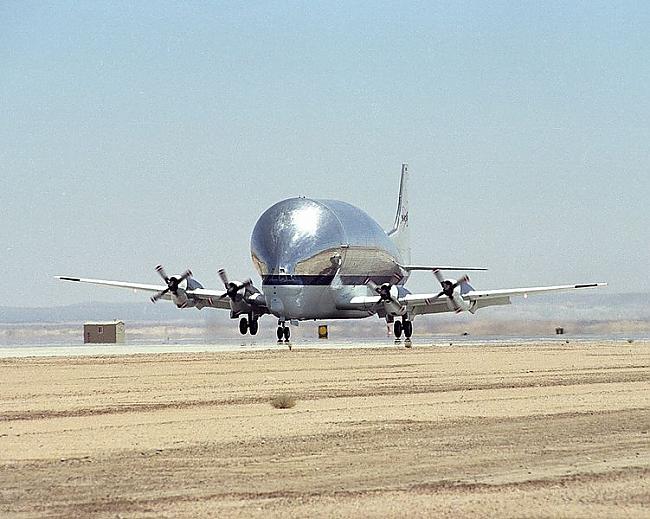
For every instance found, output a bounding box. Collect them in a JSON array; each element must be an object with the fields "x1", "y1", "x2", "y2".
[{"x1": 0, "y1": 341, "x2": 648, "y2": 517}]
